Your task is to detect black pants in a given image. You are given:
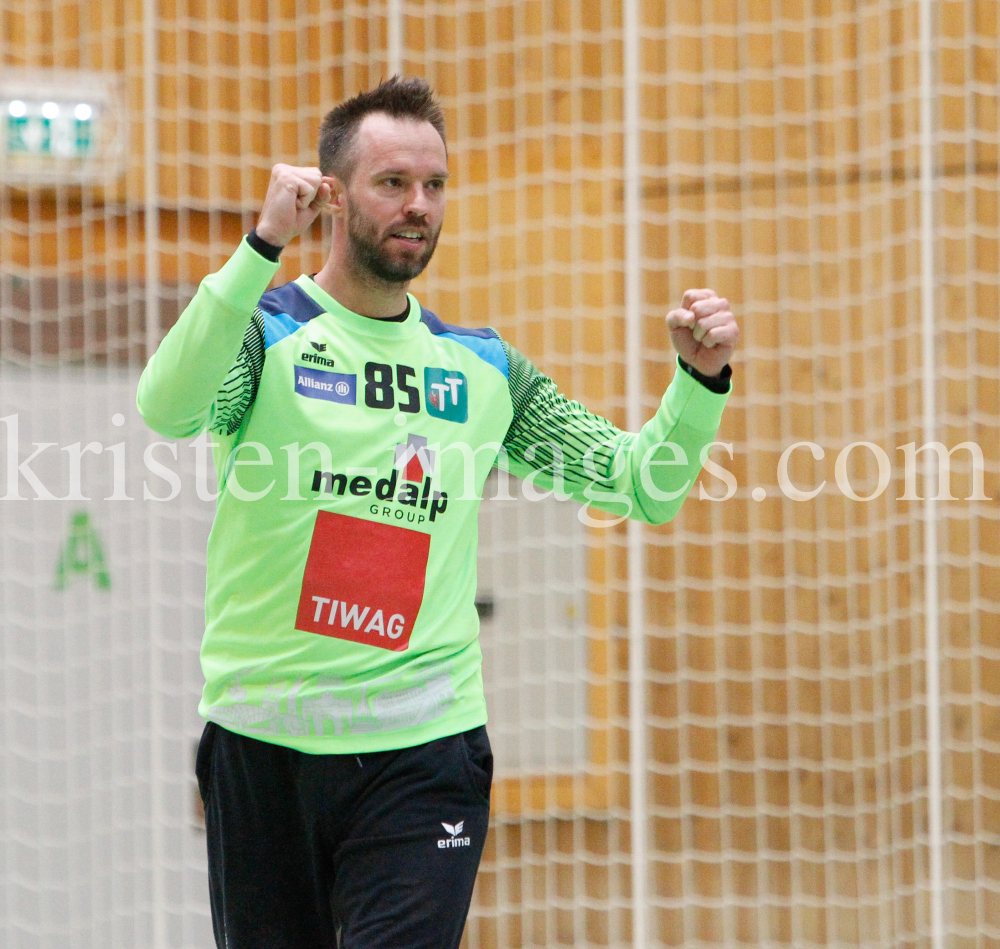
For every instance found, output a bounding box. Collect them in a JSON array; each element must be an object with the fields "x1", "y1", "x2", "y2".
[{"x1": 196, "y1": 721, "x2": 493, "y2": 949}]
